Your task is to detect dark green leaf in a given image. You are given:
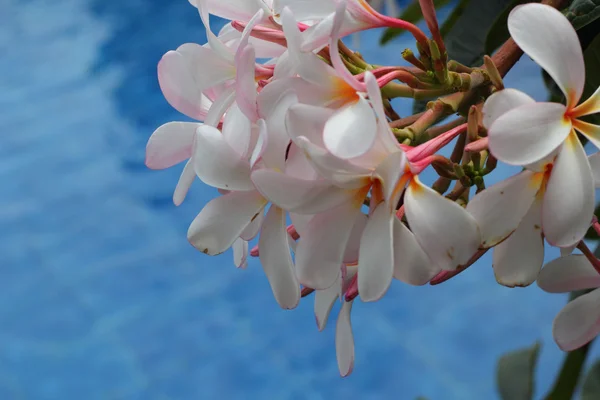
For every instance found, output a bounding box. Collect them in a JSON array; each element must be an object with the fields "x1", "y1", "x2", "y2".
[
  {"x1": 582, "y1": 360, "x2": 600, "y2": 400},
  {"x1": 580, "y1": 32, "x2": 600, "y2": 126},
  {"x1": 496, "y1": 342, "x2": 541, "y2": 400},
  {"x1": 380, "y1": 0, "x2": 452, "y2": 44},
  {"x1": 567, "y1": 0, "x2": 600, "y2": 30},
  {"x1": 439, "y1": 0, "x2": 473, "y2": 38},
  {"x1": 484, "y1": 0, "x2": 531, "y2": 55}
]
